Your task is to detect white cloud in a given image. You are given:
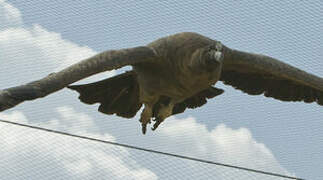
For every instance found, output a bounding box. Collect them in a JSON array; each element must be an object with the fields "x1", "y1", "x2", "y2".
[
  {"x1": 0, "y1": 110, "x2": 293, "y2": 180},
  {"x1": 0, "y1": 109, "x2": 157, "y2": 180},
  {"x1": 138, "y1": 116, "x2": 293, "y2": 179},
  {"x1": 160, "y1": 118, "x2": 281, "y2": 170},
  {"x1": 0, "y1": 0, "x2": 22, "y2": 29},
  {"x1": 0, "y1": 109, "x2": 293, "y2": 180},
  {"x1": 0, "y1": 24, "x2": 115, "y2": 87},
  {"x1": 0, "y1": 1, "x2": 115, "y2": 88}
]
